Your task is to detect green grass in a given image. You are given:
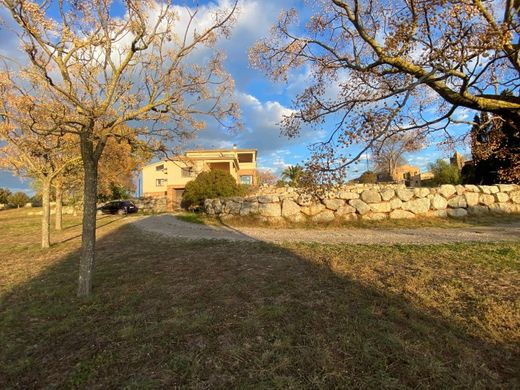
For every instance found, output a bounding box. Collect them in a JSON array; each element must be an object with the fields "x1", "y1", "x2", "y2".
[{"x1": 1, "y1": 208, "x2": 519, "y2": 388}]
